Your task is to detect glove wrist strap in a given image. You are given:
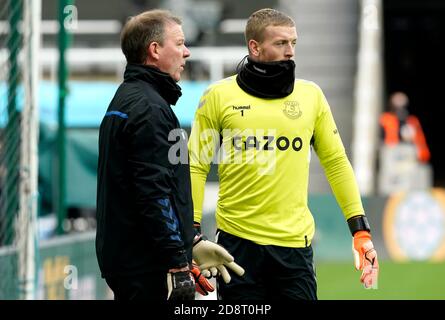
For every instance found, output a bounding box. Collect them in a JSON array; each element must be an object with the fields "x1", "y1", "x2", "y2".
[
  {"x1": 193, "y1": 221, "x2": 208, "y2": 246},
  {"x1": 347, "y1": 215, "x2": 371, "y2": 236},
  {"x1": 193, "y1": 222, "x2": 202, "y2": 237},
  {"x1": 193, "y1": 233, "x2": 208, "y2": 246}
]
